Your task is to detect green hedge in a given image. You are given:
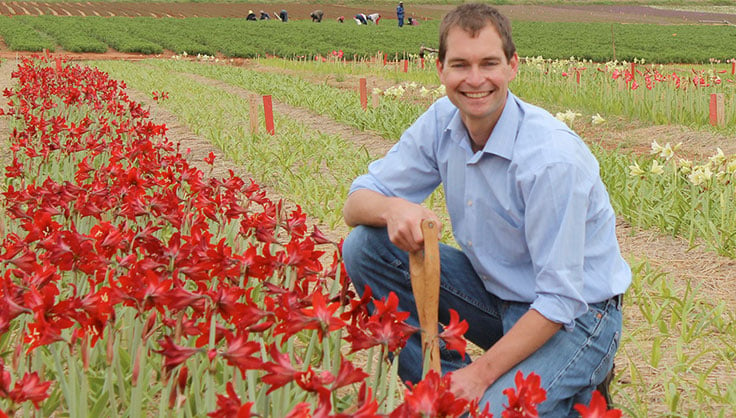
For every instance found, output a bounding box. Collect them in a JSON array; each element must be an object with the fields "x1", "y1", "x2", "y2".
[{"x1": 3, "y1": 16, "x2": 736, "y2": 63}]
